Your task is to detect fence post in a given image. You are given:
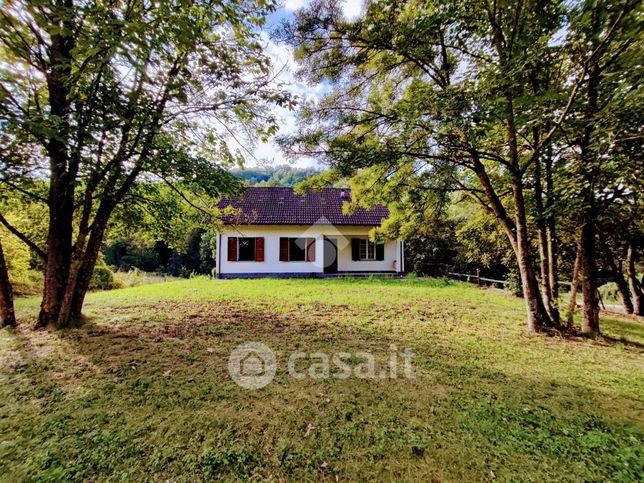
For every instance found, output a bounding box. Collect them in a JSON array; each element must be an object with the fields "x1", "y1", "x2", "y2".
[
  {"x1": 444, "y1": 264, "x2": 449, "y2": 277},
  {"x1": 476, "y1": 268, "x2": 481, "y2": 287}
]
